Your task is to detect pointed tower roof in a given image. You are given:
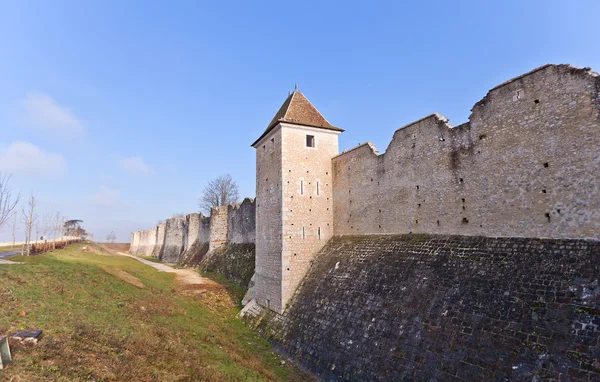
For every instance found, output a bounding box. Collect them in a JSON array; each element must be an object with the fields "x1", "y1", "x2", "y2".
[{"x1": 252, "y1": 90, "x2": 343, "y2": 147}]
